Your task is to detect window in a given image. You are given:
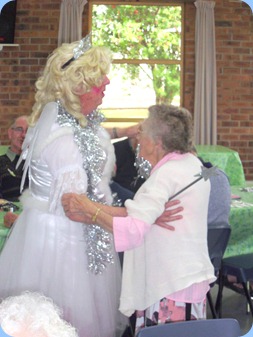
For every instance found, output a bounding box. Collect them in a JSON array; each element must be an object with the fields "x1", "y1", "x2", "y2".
[{"x1": 90, "y1": 2, "x2": 183, "y2": 125}]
